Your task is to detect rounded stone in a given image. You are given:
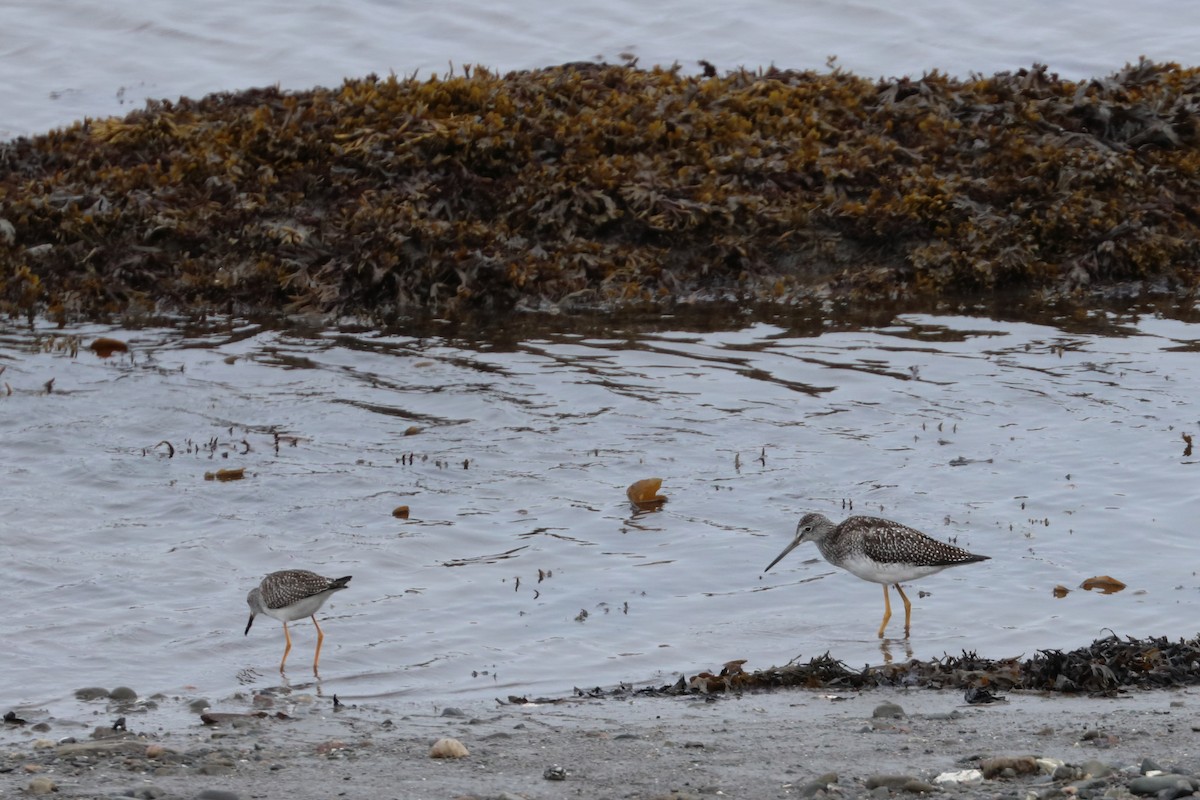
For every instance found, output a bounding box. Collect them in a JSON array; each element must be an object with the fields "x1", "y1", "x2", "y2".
[
  {"x1": 196, "y1": 790, "x2": 242, "y2": 800},
  {"x1": 27, "y1": 776, "x2": 56, "y2": 795},
  {"x1": 429, "y1": 737, "x2": 469, "y2": 758},
  {"x1": 1127, "y1": 775, "x2": 1198, "y2": 797},
  {"x1": 871, "y1": 702, "x2": 905, "y2": 718}
]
